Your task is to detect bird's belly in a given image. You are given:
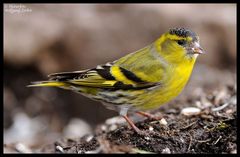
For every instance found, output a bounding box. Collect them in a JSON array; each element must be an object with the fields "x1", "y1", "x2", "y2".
[
  {"x1": 135, "y1": 73, "x2": 191, "y2": 111},
  {"x1": 80, "y1": 89, "x2": 144, "y2": 111},
  {"x1": 78, "y1": 76, "x2": 190, "y2": 112}
]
